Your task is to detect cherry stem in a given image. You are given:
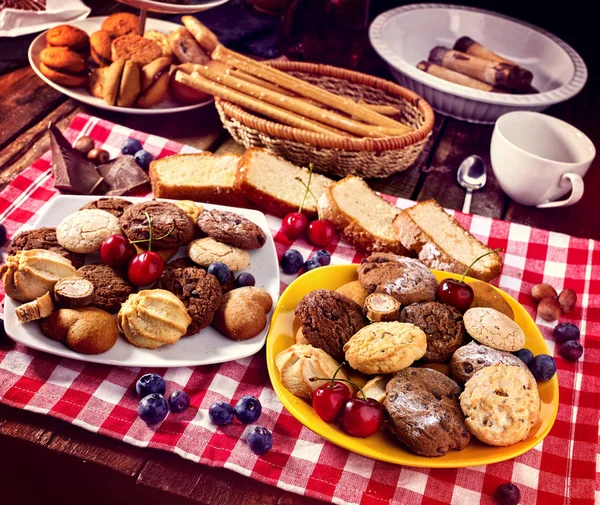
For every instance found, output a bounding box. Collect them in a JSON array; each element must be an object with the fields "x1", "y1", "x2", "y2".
[
  {"x1": 297, "y1": 163, "x2": 314, "y2": 214},
  {"x1": 330, "y1": 361, "x2": 345, "y2": 388},
  {"x1": 311, "y1": 376, "x2": 366, "y2": 400},
  {"x1": 460, "y1": 248, "x2": 503, "y2": 283},
  {"x1": 145, "y1": 211, "x2": 153, "y2": 252},
  {"x1": 128, "y1": 224, "x2": 175, "y2": 246}
]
